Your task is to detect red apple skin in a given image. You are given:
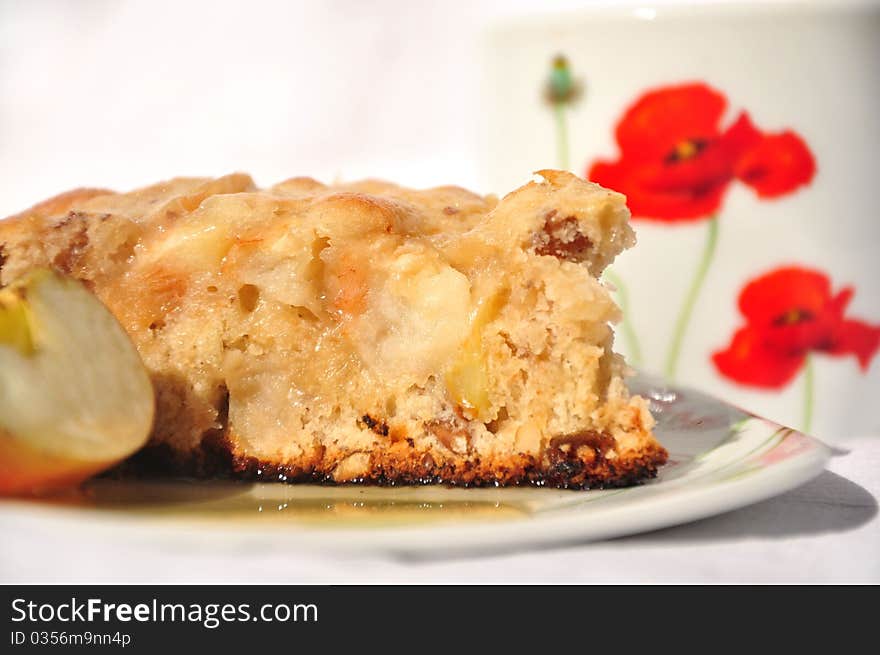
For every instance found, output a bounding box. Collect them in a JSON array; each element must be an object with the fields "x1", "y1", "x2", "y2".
[{"x1": 0, "y1": 428, "x2": 123, "y2": 496}]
